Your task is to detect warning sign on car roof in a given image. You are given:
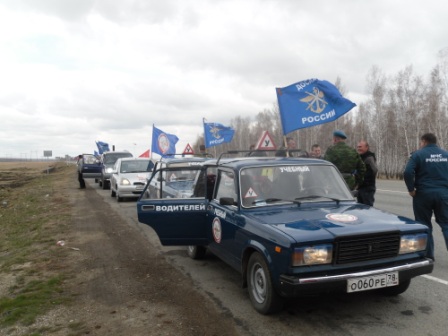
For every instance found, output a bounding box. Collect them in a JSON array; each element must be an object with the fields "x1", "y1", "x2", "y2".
[
  {"x1": 256, "y1": 131, "x2": 276, "y2": 150},
  {"x1": 183, "y1": 143, "x2": 194, "y2": 155}
]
